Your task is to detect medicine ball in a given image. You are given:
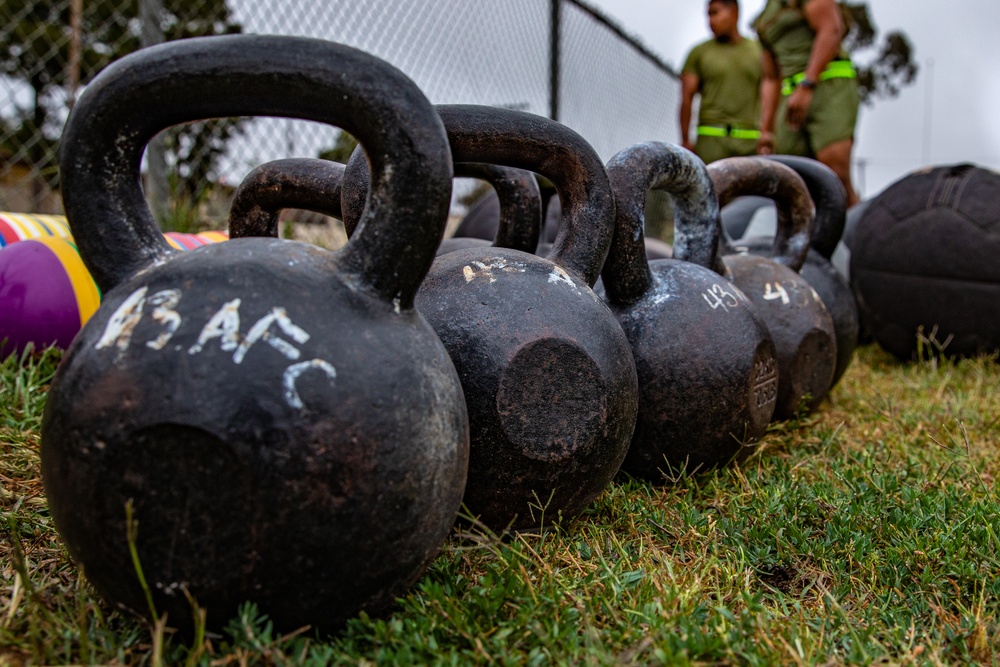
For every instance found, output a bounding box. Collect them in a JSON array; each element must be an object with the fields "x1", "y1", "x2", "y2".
[
  {"x1": 850, "y1": 163, "x2": 1000, "y2": 360},
  {"x1": 0, "y1": 236, "x2": 100, "y2": 358}
]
